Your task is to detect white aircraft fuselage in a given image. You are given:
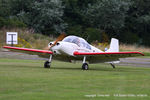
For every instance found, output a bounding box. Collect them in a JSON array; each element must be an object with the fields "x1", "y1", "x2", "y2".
[
  {"x1": 48, "y1": 36, "x2": 119, "y2": 64},
  {"x1": 50, "y1": 41, "x2": 103, "y2": 56}
]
